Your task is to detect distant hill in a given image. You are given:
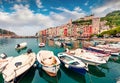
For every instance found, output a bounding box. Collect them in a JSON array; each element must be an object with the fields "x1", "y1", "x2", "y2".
[
  {"x1": 0, "y1": 28, "x2": 16, "y2": 36},
  {"x1": 101, "y1": 10, "x2": 120, "y2": 27}
]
